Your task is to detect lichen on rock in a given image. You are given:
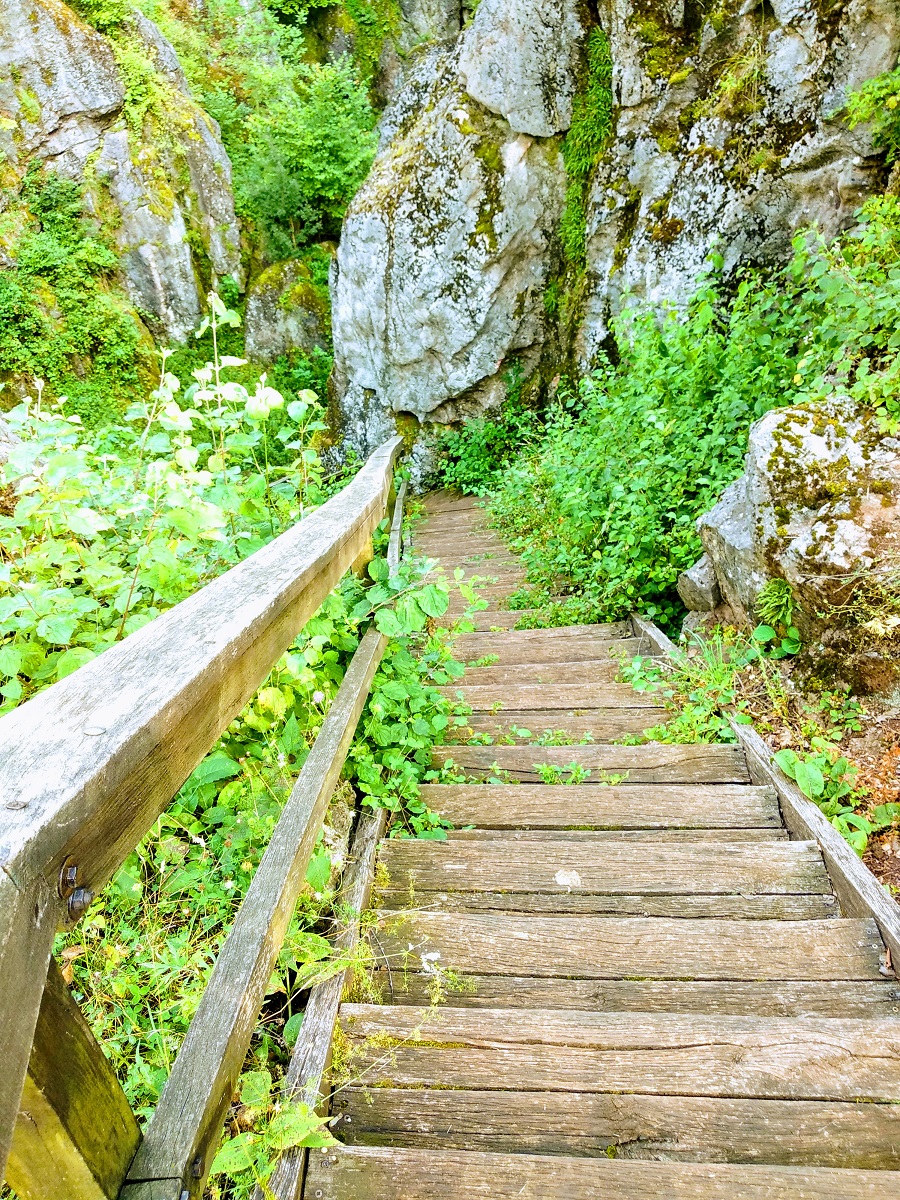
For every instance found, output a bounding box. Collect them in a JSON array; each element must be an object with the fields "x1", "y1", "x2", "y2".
[{"x1": 331, "y1": 46, "x2": 566, "y2": 454}]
